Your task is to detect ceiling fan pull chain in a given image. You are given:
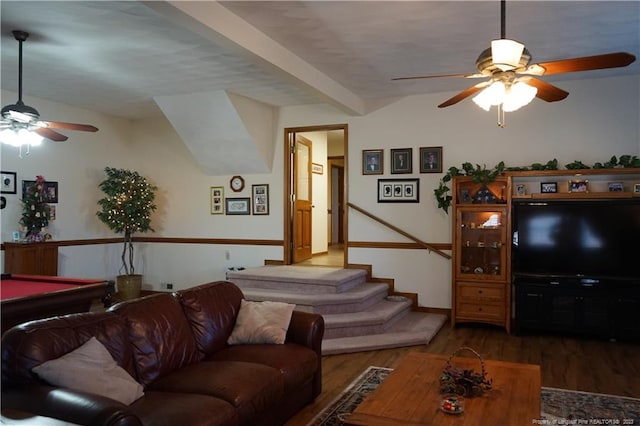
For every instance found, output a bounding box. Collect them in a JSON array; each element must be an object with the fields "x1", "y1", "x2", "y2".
[{"x1": 497, "y1": 104, "x2": 506, "y2": 128}]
